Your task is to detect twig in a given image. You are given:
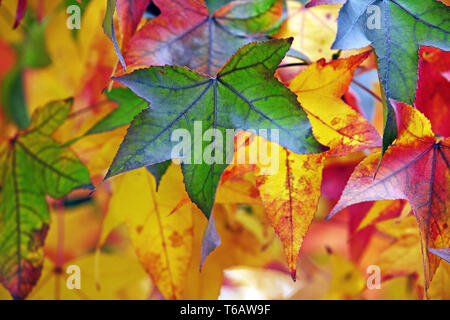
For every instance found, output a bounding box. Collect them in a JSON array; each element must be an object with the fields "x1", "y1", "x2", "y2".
[
  {"x1": 277, "y1": 62, "x2": 309, "y2": 69},
  {"x1": 67, "y1": 100, "x2": 111, "y2": 118}
]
